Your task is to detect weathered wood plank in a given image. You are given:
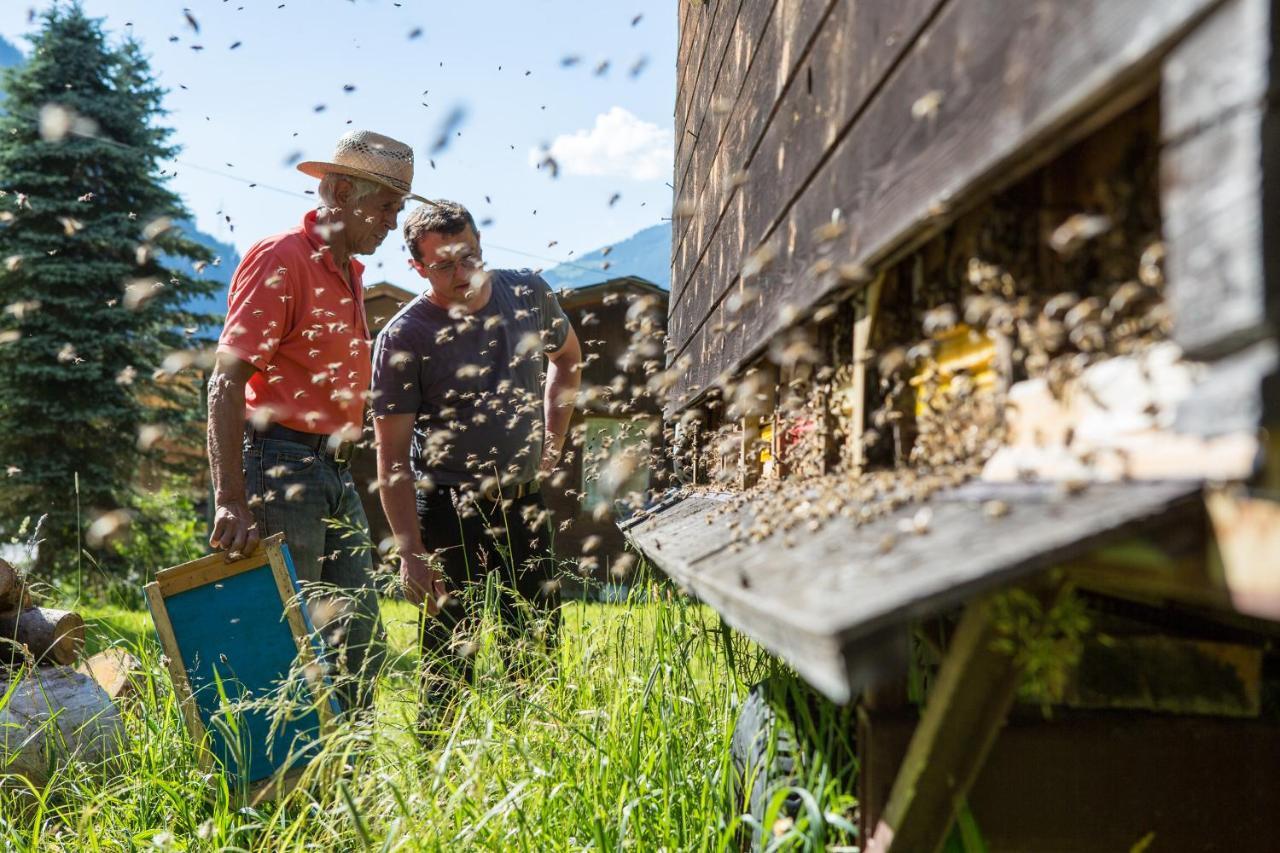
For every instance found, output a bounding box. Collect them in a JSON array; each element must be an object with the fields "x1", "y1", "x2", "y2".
[
  {"x1": 673, "y1": 0, "x2": 750, "y2": 201},
  {"x1": 1174, "y1": 338, "x2": 1279, "y2": 437},
  {"x1": 672, "y1": 0, "x2": 937, "y2": 337},
  {"x1": 674, "y1": 0, "x2": 728, "y2": 170},
  {"x1": 1160, "y1": 0, "x2": 1271, "y2": 140},
  {"x1": 868, "y1": 593, "x2": 1026, "y2": 853},
  {"x1": 672, "y1": 0, "x2": 827, "y2": 294},
  {"x1": 670, "y1": 0, "x2": 1228, "y2": 409},
  {"x1": 625, "y1": 480, "x2": 1202, "y2": 701},
  {"x1": 1161, "y1": 106, "x2": 1271, "y2": 356},
  {"x1": 672, "y1": 1, "x2": 697, "y2": 154},
  {"x1": 672, "y1": 0, "x2": 780, "y2": 208},
  {"x1": 673, "y1": 0, "x2": 702, "y2": 128}
]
